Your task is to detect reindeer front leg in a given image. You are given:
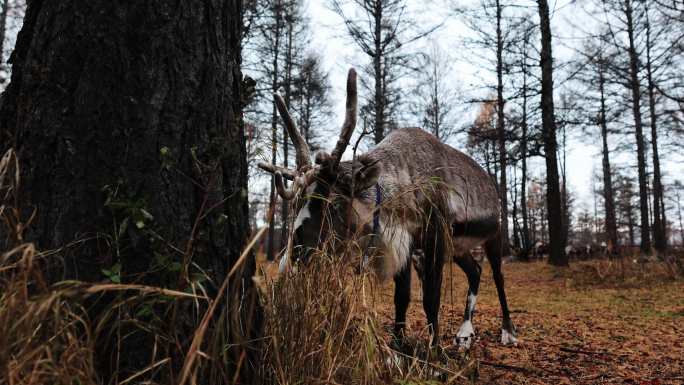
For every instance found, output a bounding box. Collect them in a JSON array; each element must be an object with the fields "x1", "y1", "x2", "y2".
[
  {"x1": 421, "y1": 218, "x2": 446, "y2": 346},
  {"x1": 393, "y1": 263, "x2": 411, "y2": 342}
]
